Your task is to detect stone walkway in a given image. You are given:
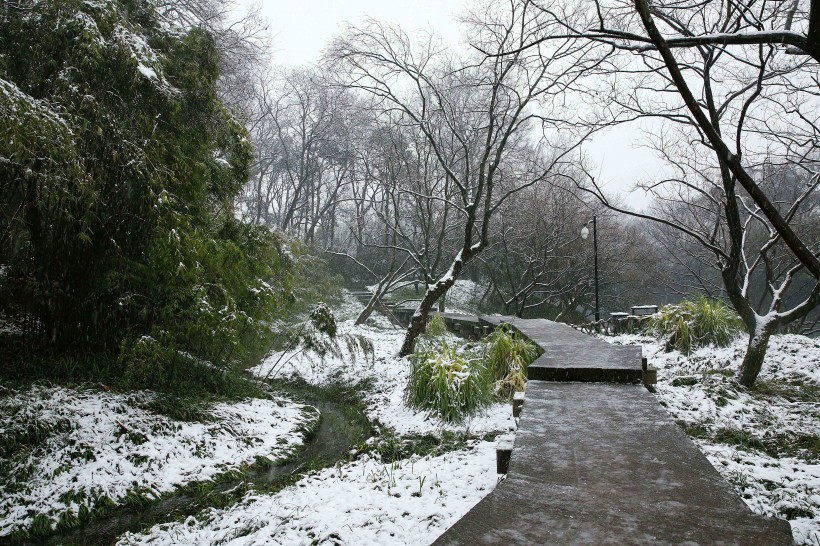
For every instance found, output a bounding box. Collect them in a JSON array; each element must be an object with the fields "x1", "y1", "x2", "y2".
[{"x1": 434, "y1": 316, "x2": 794, "y2": 545}]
